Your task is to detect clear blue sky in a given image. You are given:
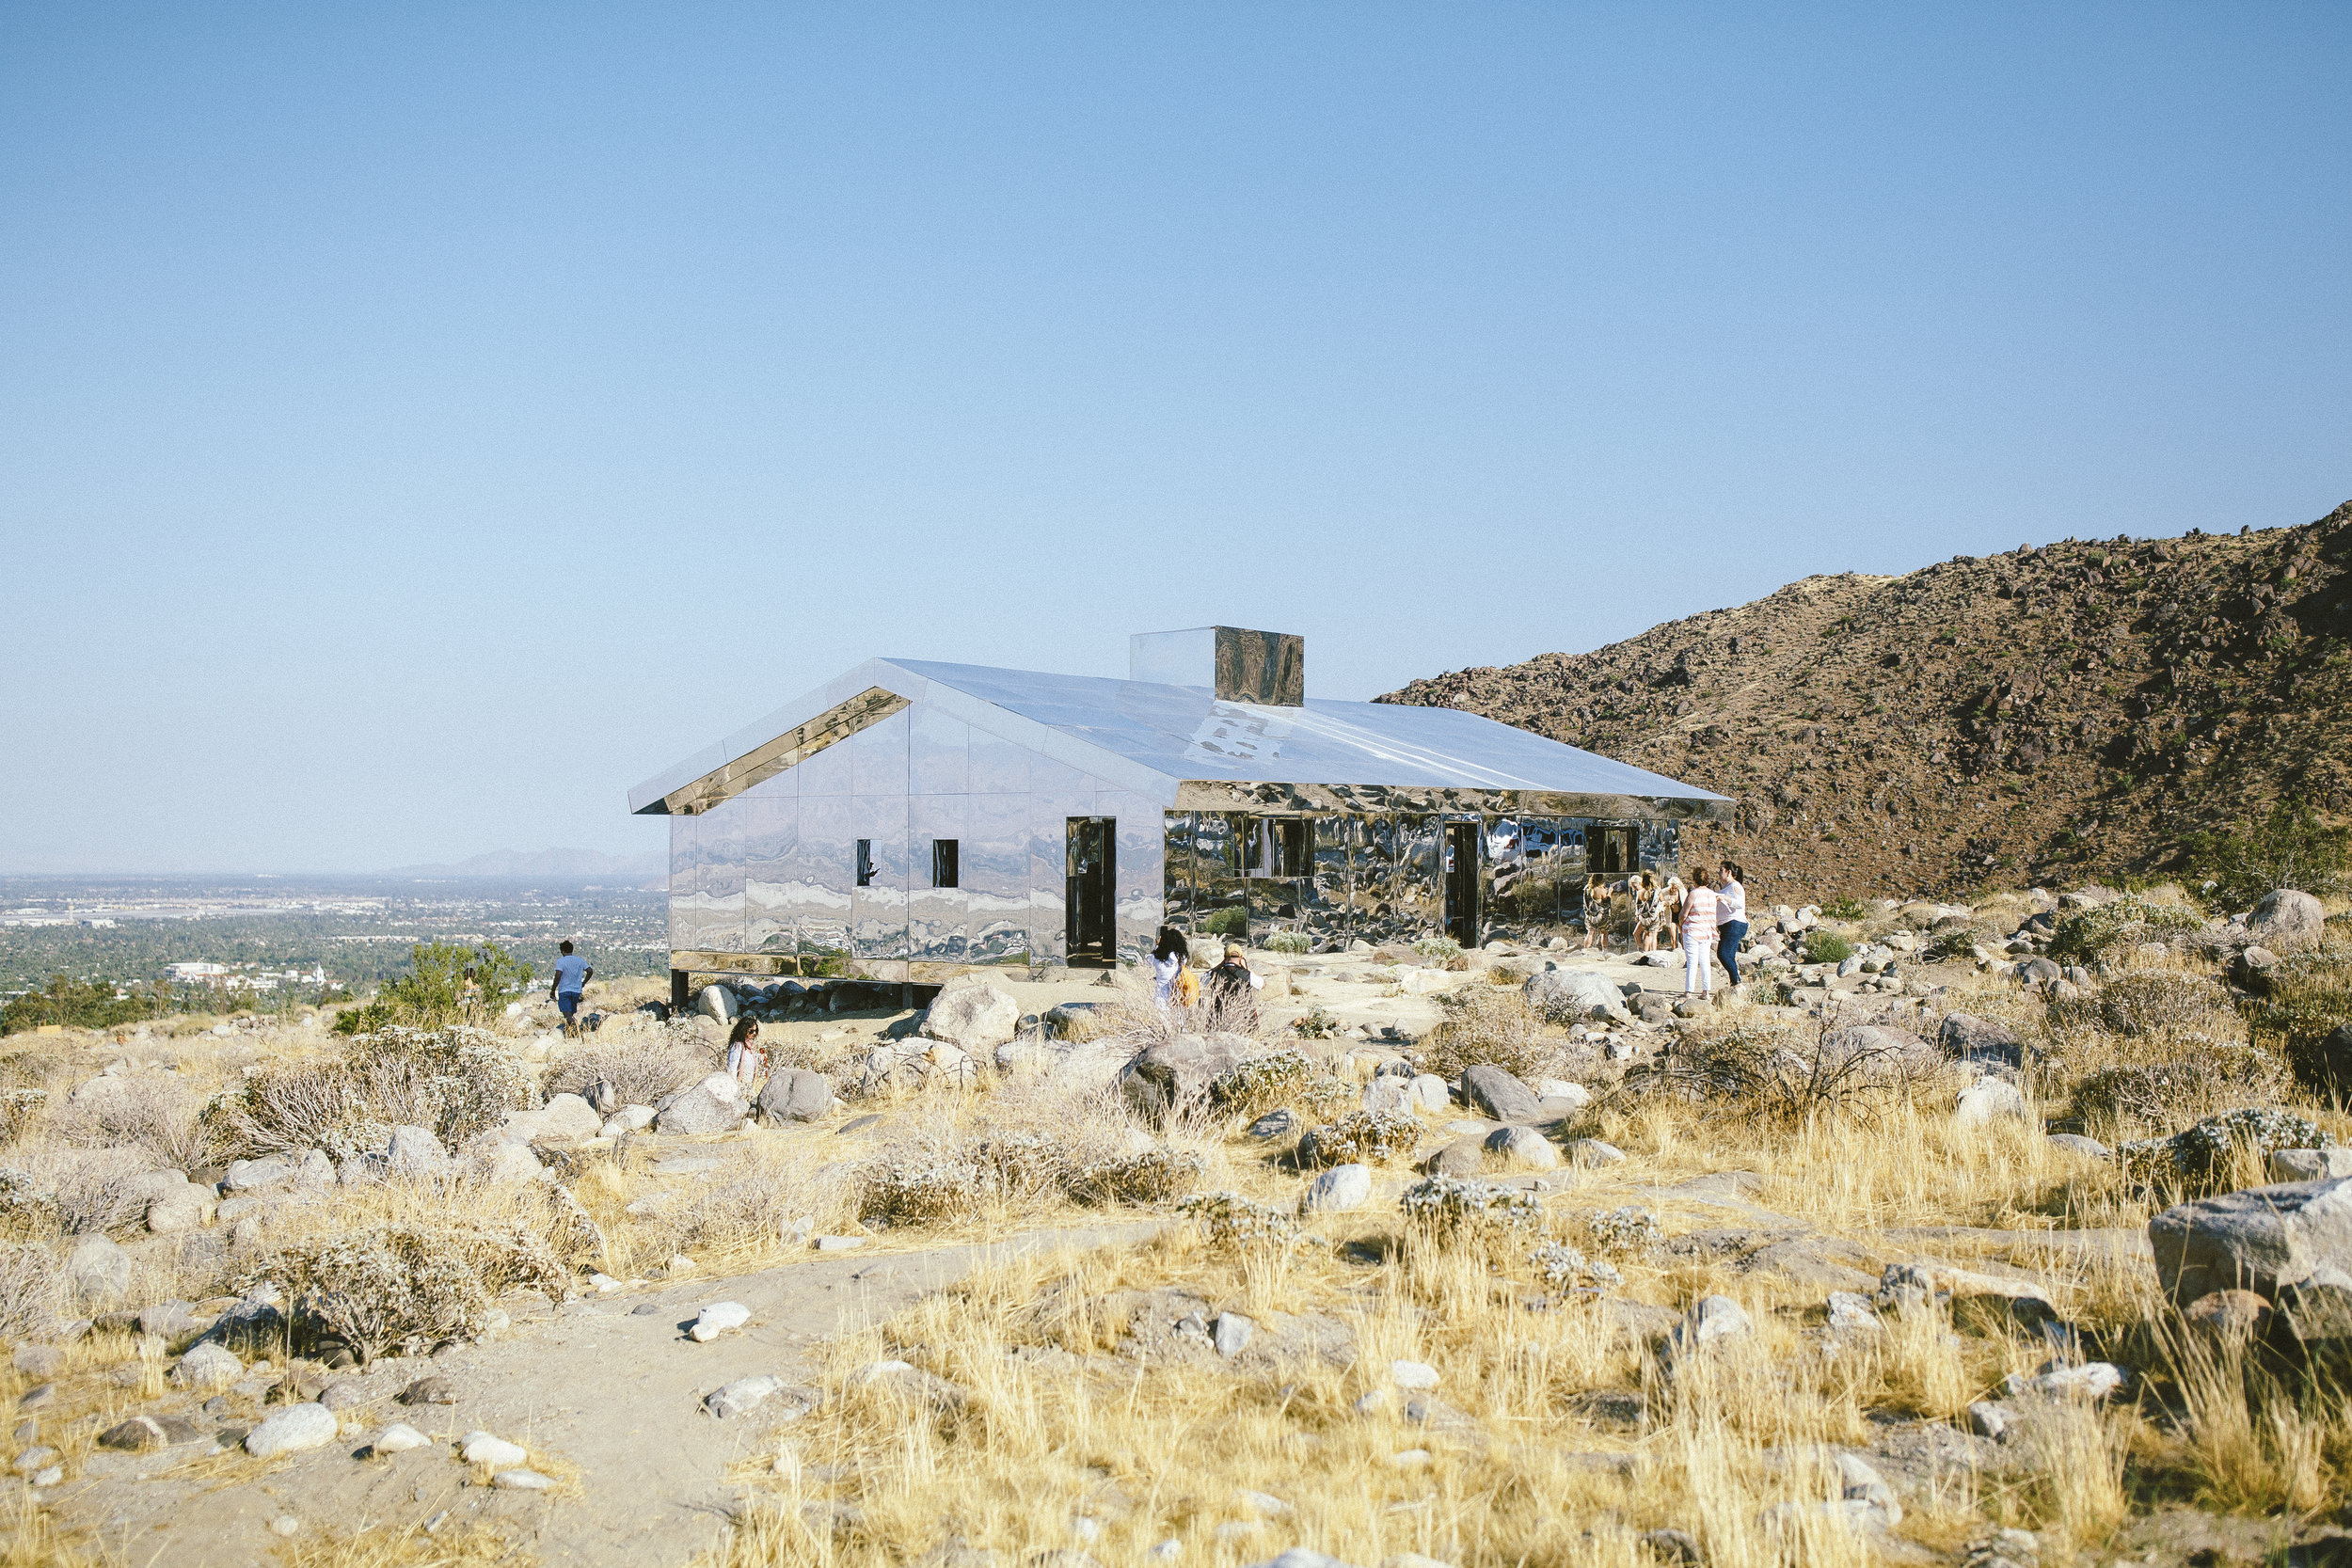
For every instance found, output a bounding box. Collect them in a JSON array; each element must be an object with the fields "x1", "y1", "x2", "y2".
[{"x1": 4, "y1": 4, "x2": 2347, "y2": 873}]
